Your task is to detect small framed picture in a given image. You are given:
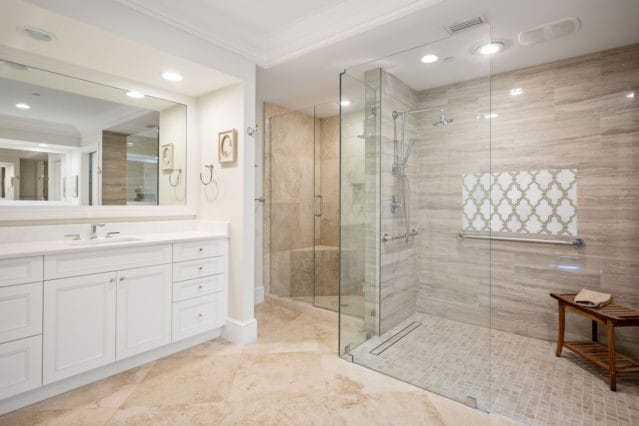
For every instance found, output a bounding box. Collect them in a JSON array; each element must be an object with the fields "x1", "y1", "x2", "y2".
[
  {"x1": 160, "y1": 144, "x2": 174, "y2": 170},
  {"x1": 218, "y1": 129, "x2": 237, "y2": 164}
]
